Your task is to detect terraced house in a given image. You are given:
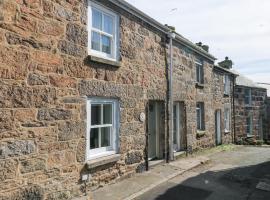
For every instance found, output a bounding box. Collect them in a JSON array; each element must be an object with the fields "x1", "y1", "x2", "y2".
[
  {"x1": 0, "y1": 0, "x2": 237, "y2": 199},
  {"x1": 234, "y1": 73, "x2": 268, "y2": 142}
]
